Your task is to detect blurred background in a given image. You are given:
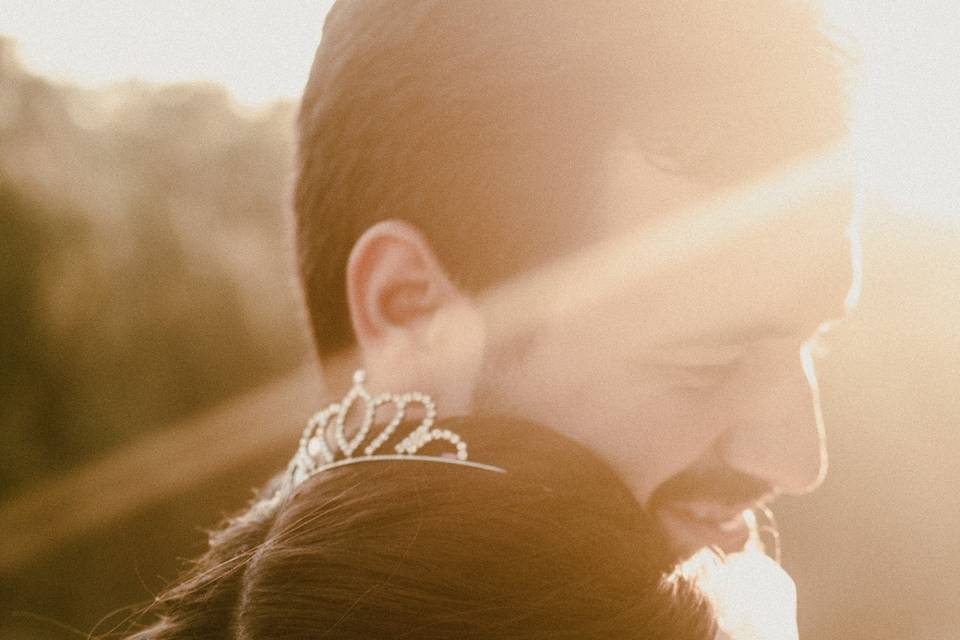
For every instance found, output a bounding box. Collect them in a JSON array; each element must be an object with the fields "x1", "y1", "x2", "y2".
[{"x1": 0, "y1": 1, "x2": 958, "y2": 639}]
